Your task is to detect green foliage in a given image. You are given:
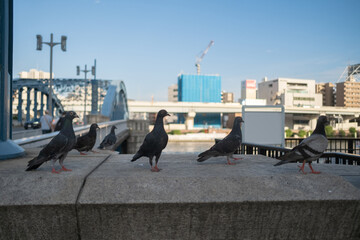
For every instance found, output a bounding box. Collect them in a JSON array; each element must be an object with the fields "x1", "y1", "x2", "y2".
[
  {"x1": 325, "y1": 125, "x2": 334, "y2": 137},
  {"x1": 298, "y1": 130, "x2": 307, "y2": 138},
  {"x1": 349, "y1": 127, "x2": 356, "y2": 137},
  {"x1": 307, "y1": 130, "x2": 313, "y2": 136},
  {"x1": 338, "y1": 129, "x2": 346, "y2": 137},
  {"x1": 168, "y1": 130, "x2": 182, "y2": 135},
  {"x1": 285, "y1": 129, "x2": 293, "y2": 137}
]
